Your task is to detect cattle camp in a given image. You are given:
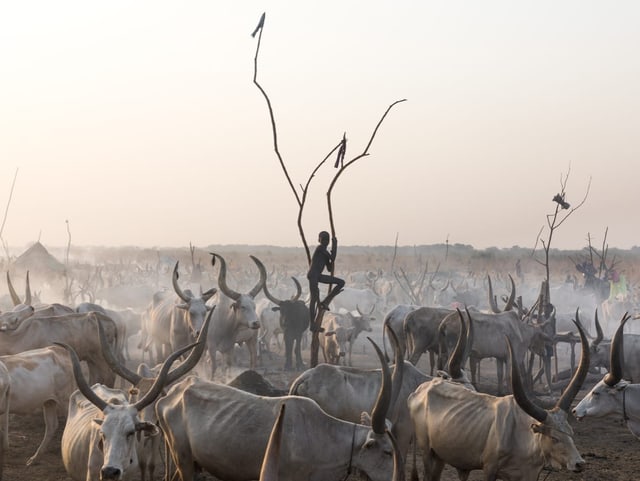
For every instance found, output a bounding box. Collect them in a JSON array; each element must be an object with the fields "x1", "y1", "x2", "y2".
[
  {"x1": 0, "y1": 243, "x2": 637, "y2": 480},
  {"x1": 2, "y1": 3, "x2": 640, "y2": 481}
]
